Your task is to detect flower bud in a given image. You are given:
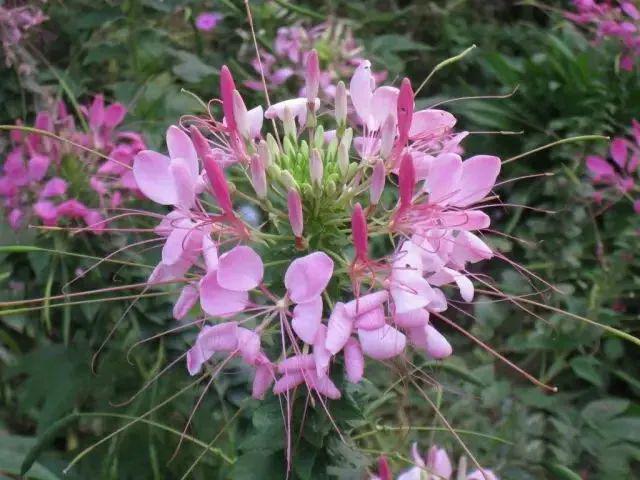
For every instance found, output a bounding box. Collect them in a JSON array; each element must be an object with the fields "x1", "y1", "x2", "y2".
[
  {"x1": 232, "y1": 90, "x2": 249, "y2": 139},
  {"x1": 398, "y1": 153, "x2": 415, "y2": 208},
  {"x1": 250, "y1": 154, "x2": 267, "y2": 199},
  {"x1": 351, "y1": 203, "x2": 368, "y2": 260},
  {"x1": 337, "y1": 141, "x2": 349, "y2": 176},
  {"x1": 305, "y1": 49, "x2": 320, "y2": 103},
  {"x1": 189, "y1": 125, "x2": 211, "y2": 160},
  {"x1": 310, "y1": 148, "x2": 323, "y2": 188},
  {"x1": 203, "y1": 152, "x2": 233, "y2": 215},
  {"x1": 280, "y1": 170, "x2": 297, "y2": 190},
  {"x1": 370, "y1": 159, "x2": 385, "y2": 205},
  {"x1": 283, "y1": 107, "x2": 296, "y2": 138},
  {"x1": 266, "y1": 133, "x2": 280, "y2": 157},
  {"x1": 314, "y1": 125, "x2": 325, "y2": 148},
  {"x1": 341, "y1": 128, "x2": 353, "y2": 150},
  {"x1": 393, "y1": 77, "x2": 414, "y2": 159},
  {"x1": 220, "y1": 65, "x2": 237, "y2": 132},
  {"x1": 335, "y1": 81, "x2": 347, "y2": 126},
  {"x1": 287, "y1": 189, "x2": 304, "y2": 238}
]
